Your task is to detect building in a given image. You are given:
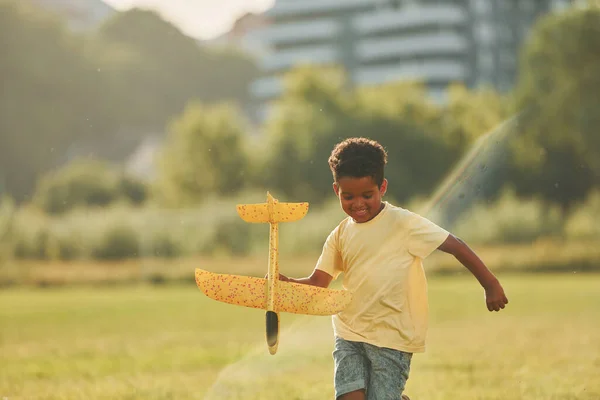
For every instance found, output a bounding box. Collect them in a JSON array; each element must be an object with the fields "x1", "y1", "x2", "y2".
[
  {"x1": 246, "y1": 0, "x2": 573, "y2": 122},
  {"x1": 471, "y1": 0, "x2": 572, "y2": 92}
]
